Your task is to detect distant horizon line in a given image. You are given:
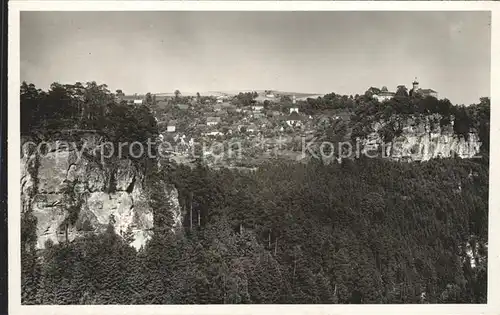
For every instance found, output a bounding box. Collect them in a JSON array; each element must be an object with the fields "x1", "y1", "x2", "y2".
[
  {"x1": 23, "y1": 81, "x2": 491, "y2": 104},
  {"x1": 151, "y1": 89, "x2": 325, "y2": 97}
]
